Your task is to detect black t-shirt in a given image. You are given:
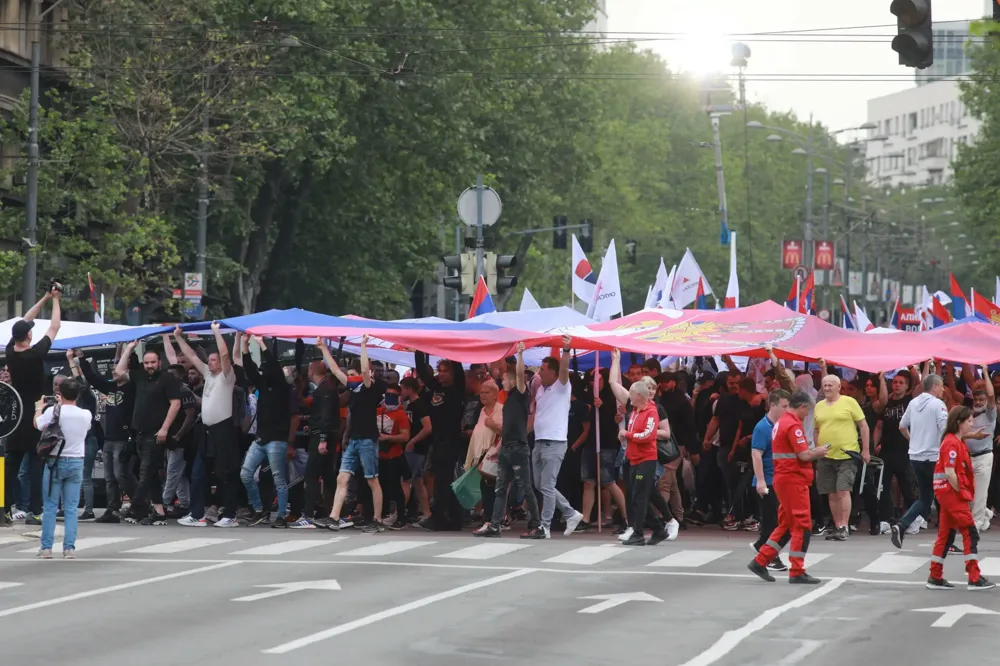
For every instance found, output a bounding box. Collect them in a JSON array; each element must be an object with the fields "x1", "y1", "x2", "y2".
[
  {"x1": 131, "y1": 370, "x2": 183, "y2": 434},
  {"x1": 6, "y1": 335, "x2": 50, "y2": 406},
  {"x1": 405, "y1": 396, "x2": 431, "y2": 455},
  {"x1": 347, "y1": 378, "x2": 386, "y2": 440},
  {"x1": 169, "y1": 384, "x2": 199, "y2": 446},
  {"x1": 879, "y1": 395, "x2": 912, "y2": 453},
  {"x1": 309, "y1": 377, "x2": 340, "y2": 441},
  {"x1": 715, "y1": 393, "x2": 745, "y2": 449},
  {"x1": 502, "y1": 386, "x2": 530, "y2": 445},
  {"x1": 567, "y1": 399, "x2": 590, "y2": 449}
]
